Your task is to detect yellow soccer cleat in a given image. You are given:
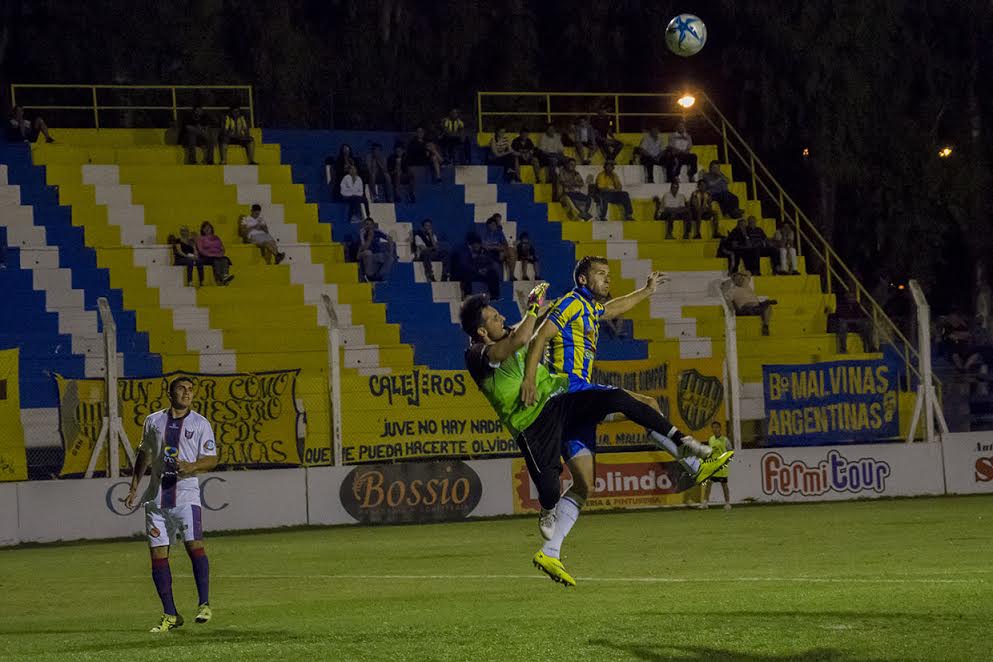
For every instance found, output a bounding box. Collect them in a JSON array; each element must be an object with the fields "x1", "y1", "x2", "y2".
[
  {"x1": 532, "y1": 550, "x2": 576, "y2": 587},
  {"x1": 149, "y1": 613, "x2": 183, "y2": 633},
  {"x1": 693, "y1": 450, "x2": 734, "y2": 485},
  {"x1": 195, "y1": 603, "x2": 212, "y2": 624}
]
